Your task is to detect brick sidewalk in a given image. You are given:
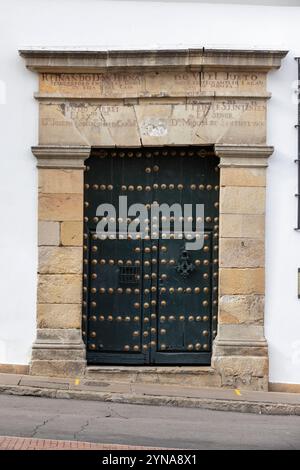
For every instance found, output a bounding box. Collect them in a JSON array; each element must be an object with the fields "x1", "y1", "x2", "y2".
[{"x1": 0, "y1": 436, "x2": 157, "y2": 450}]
